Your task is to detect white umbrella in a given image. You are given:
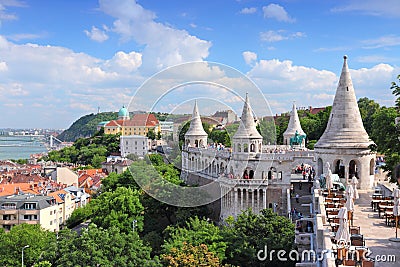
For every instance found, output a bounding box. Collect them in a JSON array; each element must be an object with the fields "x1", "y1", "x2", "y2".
[
  {"x1": 392, "y1": 198, "x2": 400, "y2": 240},
  {"x1": 345, "y1": 185, "x2": 355, "y2": 211},
  {"x1": 335, "y1": 207, "x2": 350, "y2": 246},
  {"x1": 351, "y1": 176, "x2": 359, "y2": 199},
  {"x1": 325, "y1": 163, "x2": 333, "y2": 193},
  {"x1": 345, "y1": 185, "x2": 355, "y2": 225}
]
